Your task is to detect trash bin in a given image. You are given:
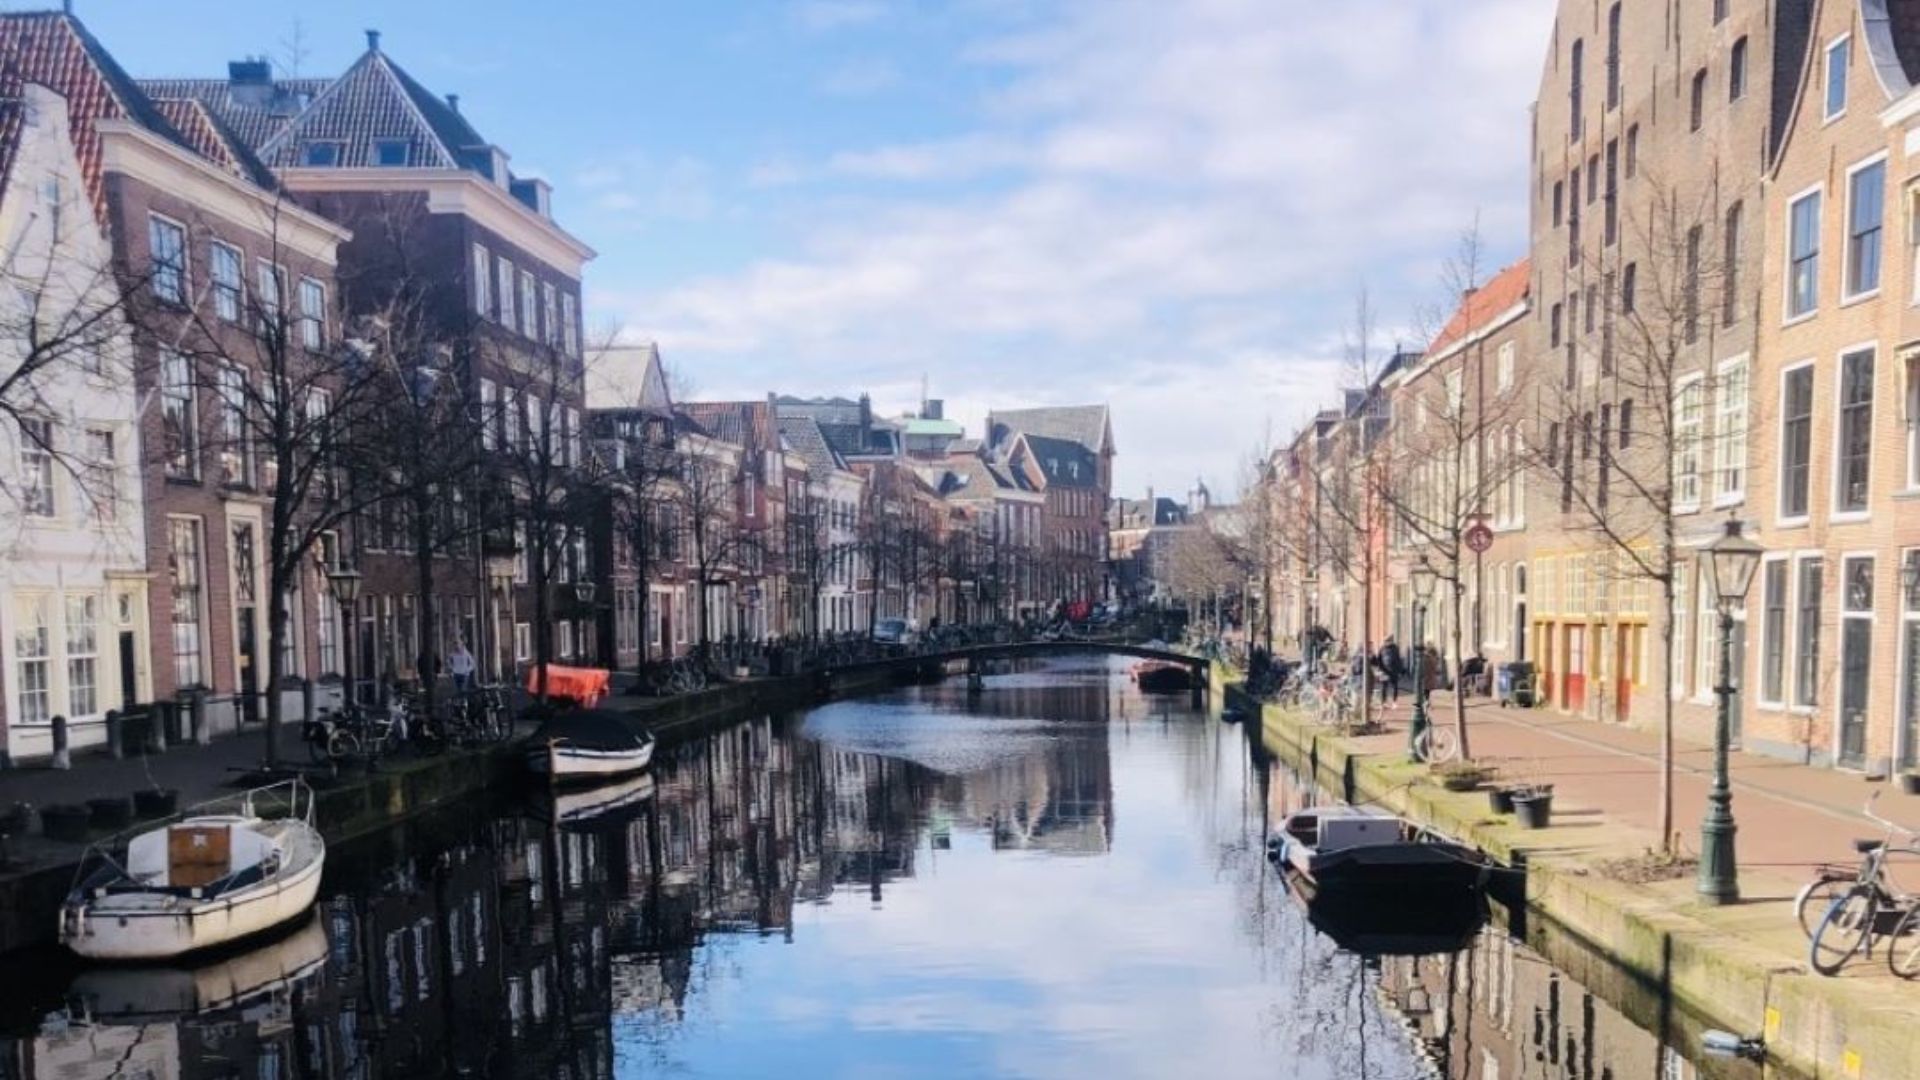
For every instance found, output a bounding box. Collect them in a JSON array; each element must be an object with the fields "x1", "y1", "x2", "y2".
[{"x1": 1497, "y1": 661, "x2": 1537, "y2": 708}]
